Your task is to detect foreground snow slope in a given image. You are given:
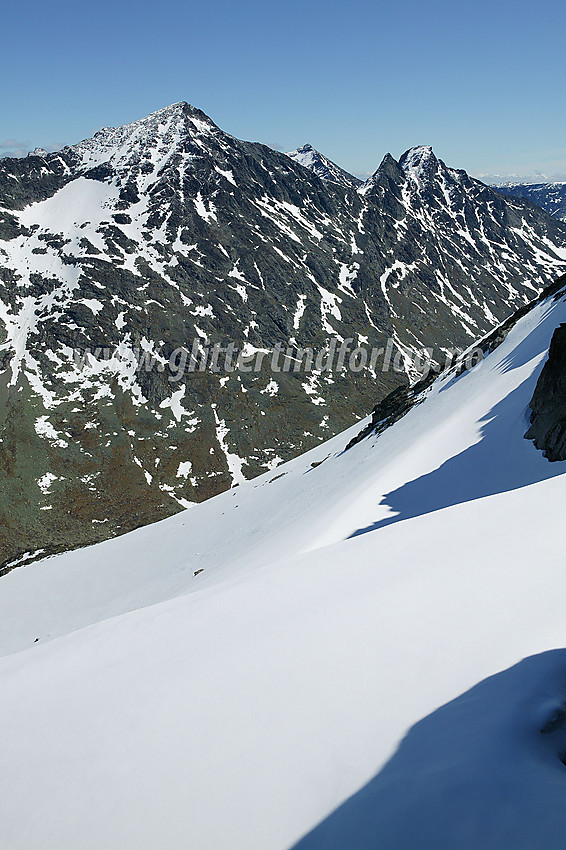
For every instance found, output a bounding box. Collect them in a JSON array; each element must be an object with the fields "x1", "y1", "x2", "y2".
[{"x1": 2, "y1": 286, "x2": 566, "y2": 848}]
